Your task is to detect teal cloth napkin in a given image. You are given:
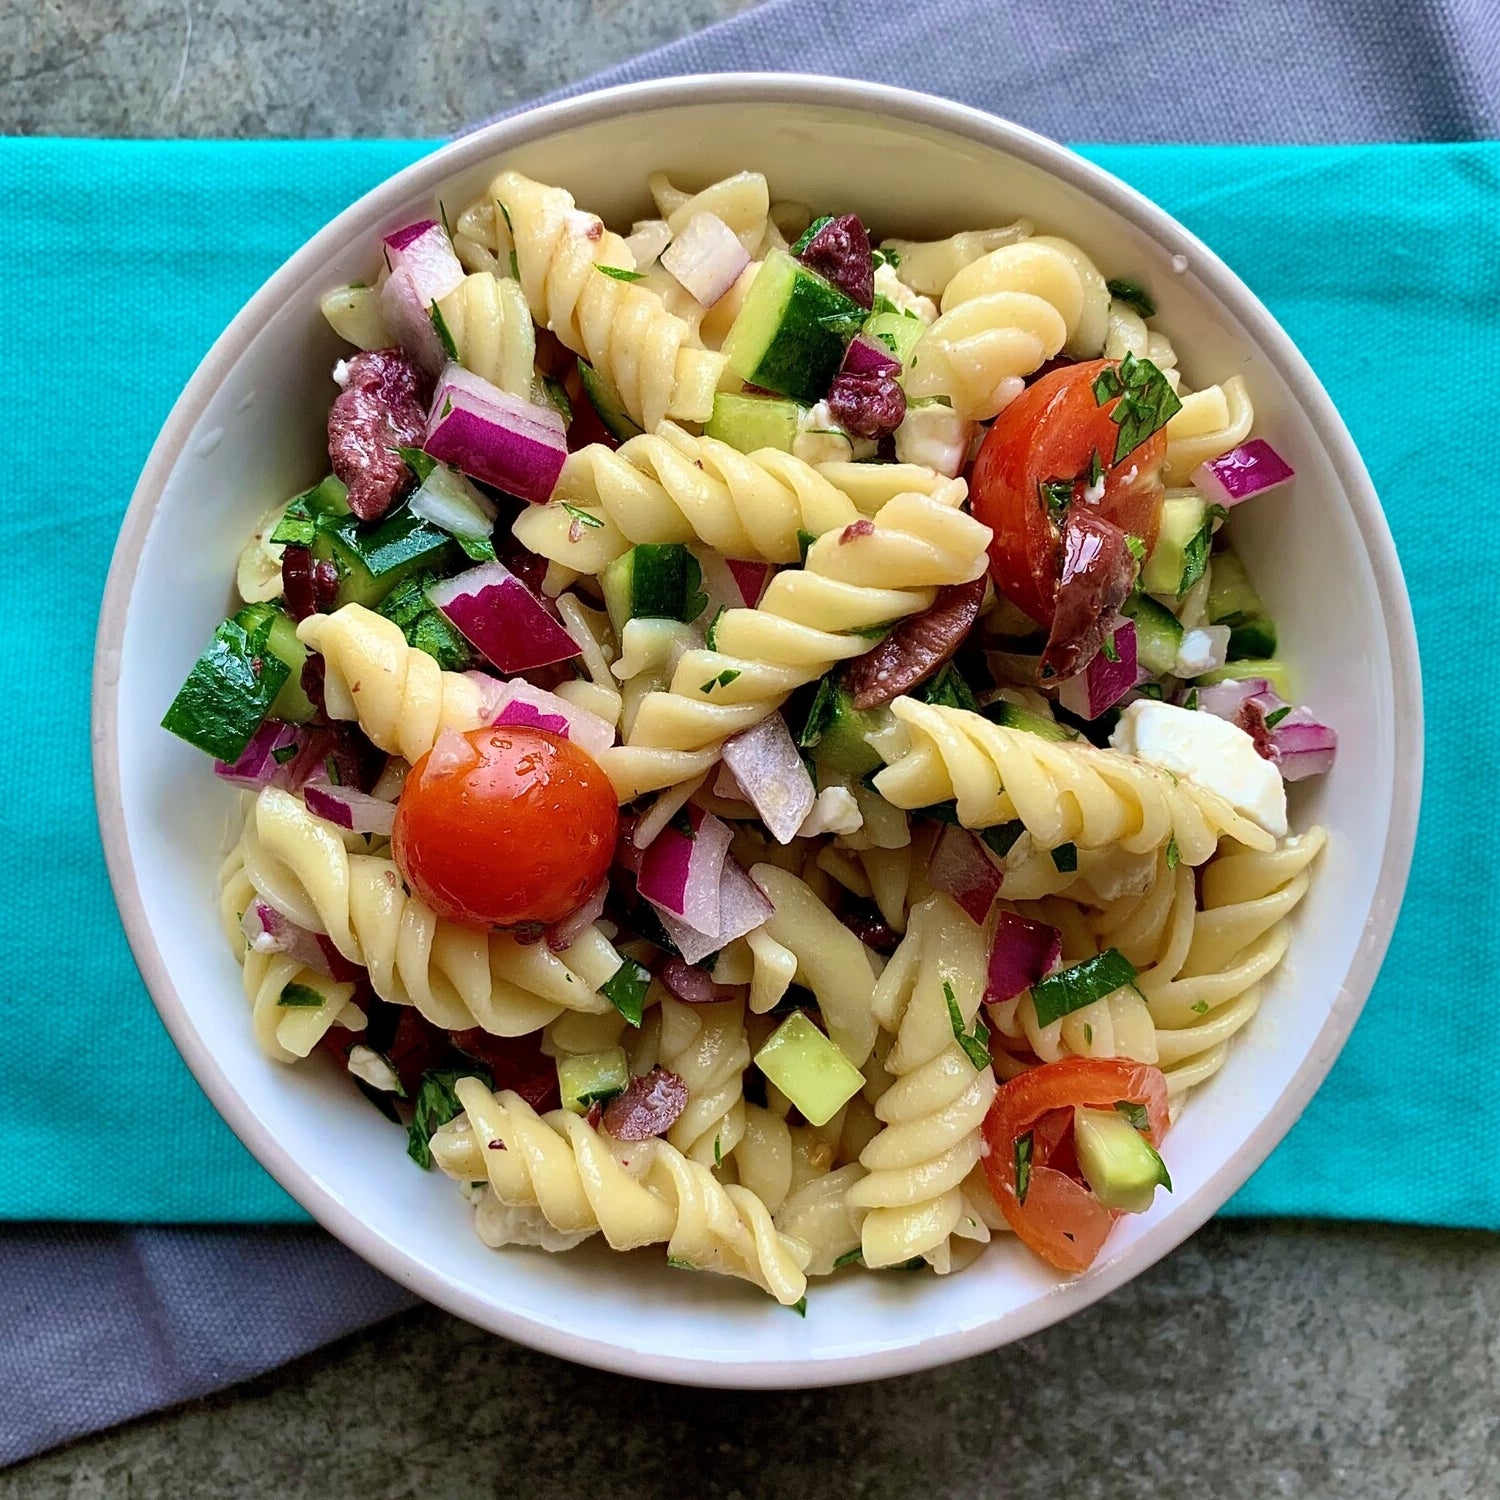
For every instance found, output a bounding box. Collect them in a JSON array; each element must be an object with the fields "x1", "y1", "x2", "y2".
[{"x1": 0, "y1": 138, "x2": 1477, "y2": 1227}]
